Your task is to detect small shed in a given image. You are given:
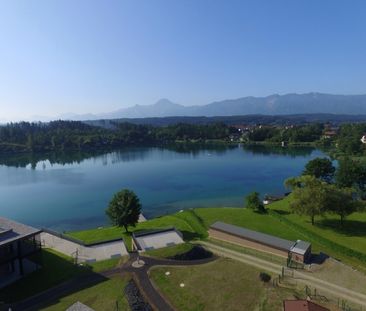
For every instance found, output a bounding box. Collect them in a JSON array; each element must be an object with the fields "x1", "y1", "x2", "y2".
[
  {"x1": 289, "y1": 240, "x2": 312, "y2": 264},
  {"x1": 209, "y1": 221, "x2": 311, "y2": 264},
  {"x1": 132, "y1": 228, "x2": 184, "y2": 252}
]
